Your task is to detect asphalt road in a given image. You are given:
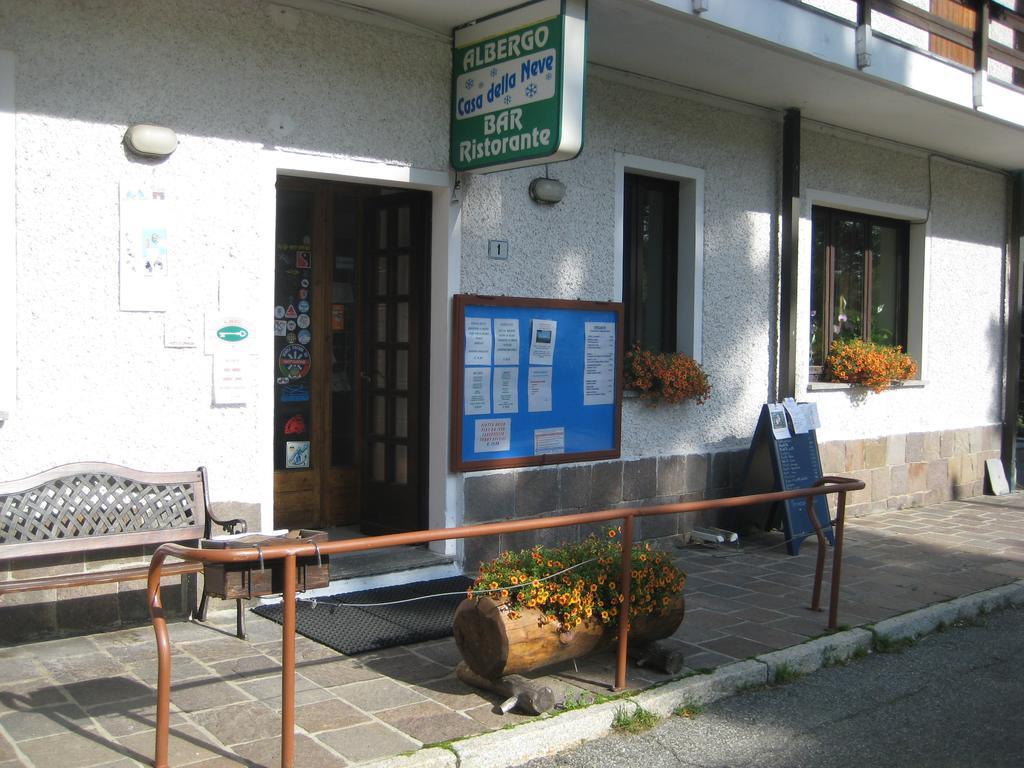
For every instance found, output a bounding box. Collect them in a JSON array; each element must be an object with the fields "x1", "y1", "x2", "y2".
[{"x1": 519, "y1": 607, "x2": 1024, "y2": 767}]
